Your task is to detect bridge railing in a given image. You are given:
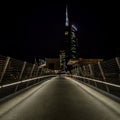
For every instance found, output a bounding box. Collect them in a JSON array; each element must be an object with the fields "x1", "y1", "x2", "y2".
[
  {"x1": 0, "y1": 55, "x2": 56, "y2": 99},
  {"x1": 71, "y1": 57, "x2": 120, "y2": 98}
]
